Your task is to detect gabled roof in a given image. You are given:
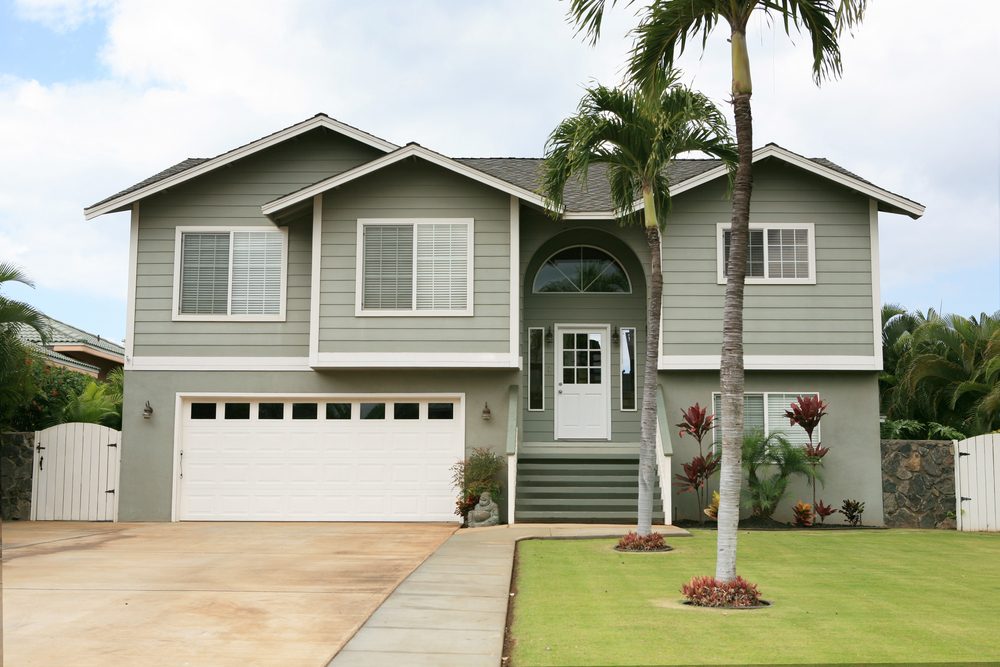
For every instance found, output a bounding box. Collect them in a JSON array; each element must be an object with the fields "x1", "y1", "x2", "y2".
[
  {"x1": 24, "y1": 342, "x2": 102, "y2": 376},
  {"x1": 261, "y1": 143, "x2": 549, "y2": 216},
  {"x1": 18, "y1": 315, "x2": 125, "y2": 358},
  {"x1": 84, "y1": 114, "x2": 398, "y2": 220}
]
